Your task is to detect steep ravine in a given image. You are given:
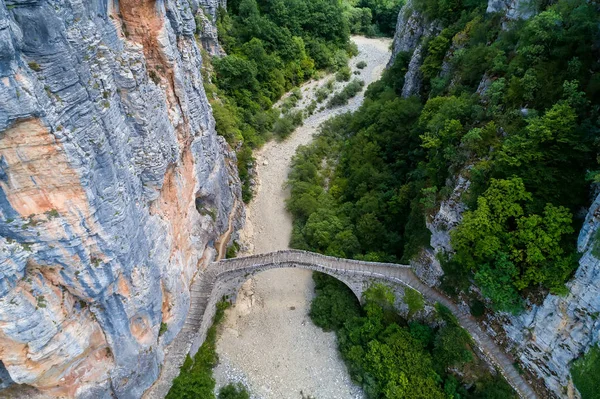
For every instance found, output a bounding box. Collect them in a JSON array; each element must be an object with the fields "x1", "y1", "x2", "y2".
[
  {"x1": 212, "y1": 36, "x2": 392, "y2": 399},
  {"x1": 0, "y1": 1, "x2": 242, "y2": 397}
]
